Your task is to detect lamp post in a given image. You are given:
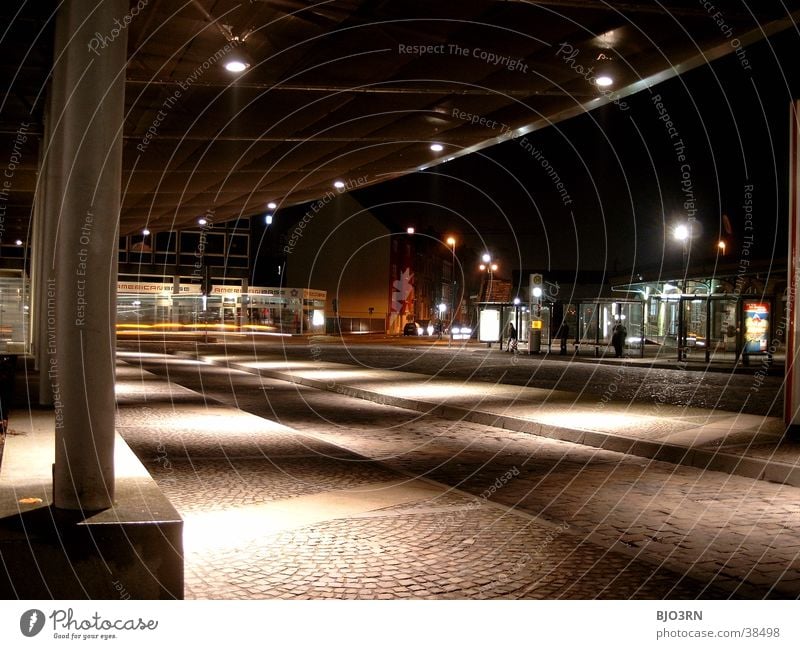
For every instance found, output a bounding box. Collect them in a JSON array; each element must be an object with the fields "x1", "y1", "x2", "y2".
[
  {"x1": 446, "y1": 236, "x2": 456, "y2": 344},
  {"x1": 479, "y1": 253, "x2": 498, "y2": 302},
  {"x1": 437, "y1": 302, "x2": 446, "y2": 340},
  {"x1": 673, "y1": 217, "x2": 696, "y2": 279},
  {"x1": 674, "y1": 222, "x2": 689, "y2": 269},
  {"x1": 673, "y1": 218, "x2": 696, "y2": 360},
  {"x1": 478, "y1": 255, "x2": 499, "y2": 348}
]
